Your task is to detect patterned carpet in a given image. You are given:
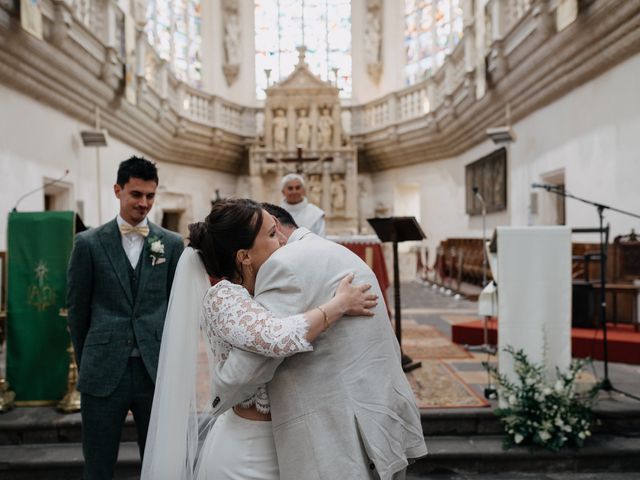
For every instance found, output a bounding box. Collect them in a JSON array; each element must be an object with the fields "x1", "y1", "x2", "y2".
[
  {"x1": 402, "y1": 324, "x2": 471, "y2": 359},
  {"x1": 407, "y1": 360, "x2": 489, "y2": 409}
]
